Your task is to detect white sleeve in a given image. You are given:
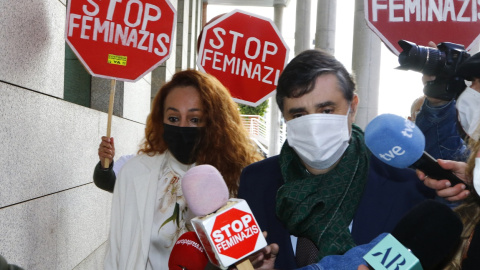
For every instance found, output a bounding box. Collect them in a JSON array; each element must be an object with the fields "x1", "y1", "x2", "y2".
[{"x1": 473, "y1": 158, "x2": 480, "y2": 195}]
